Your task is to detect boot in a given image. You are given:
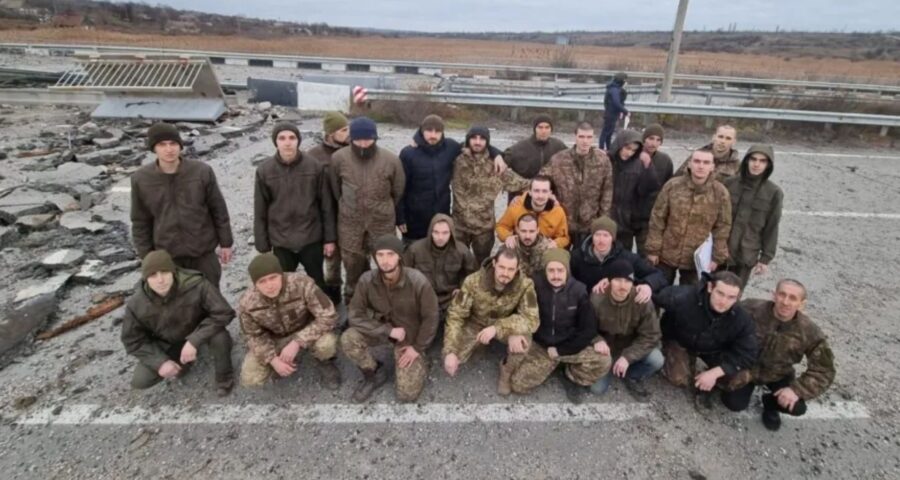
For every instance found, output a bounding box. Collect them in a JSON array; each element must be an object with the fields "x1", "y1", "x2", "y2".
[
  {"x1": 560, "y1": 371, "x2": 587, "y2": 404},
  {"x1": 216, "y1": 376, "x2": 234, "y2": 398},
  {"x1": 622, "y1": 377, "x2": 650, "y2": 400},
  {"x1": 693, "y1": 390, "x2": 714, "y2": 411},
  {"x1": 317, "y1": 358, "x2": 342, "y2": 391},
  {"x1": 761, "y1": 394, "x2": 782, "y2": 431},
  {"x1": 352, "y1": 362, "x2": 389, "y2": 403},
  {"x1": 497, "y1": 358, "x2": 514, "y2": 396}
]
